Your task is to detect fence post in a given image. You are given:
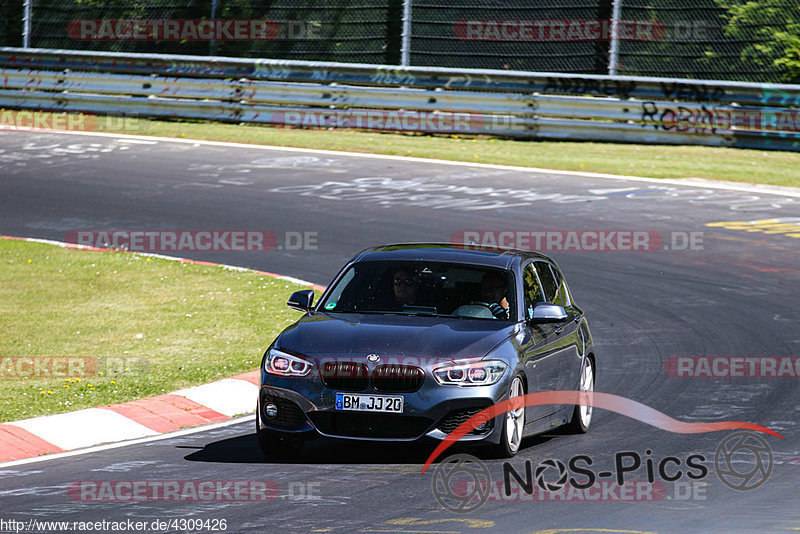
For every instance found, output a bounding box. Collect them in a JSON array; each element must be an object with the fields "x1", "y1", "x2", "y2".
[
  {"x1": 400, "y1": 0, "x2": 412, "y2": 66},
  {"x1": 608, "y1": 0, "x2": 622, "y2": 75},
  {"x1": 22, "y1": 0, "x2": 32, "y2": 48},
  {"x1": 210, "y1": 0, "x2": 219, "y2": 55}
]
